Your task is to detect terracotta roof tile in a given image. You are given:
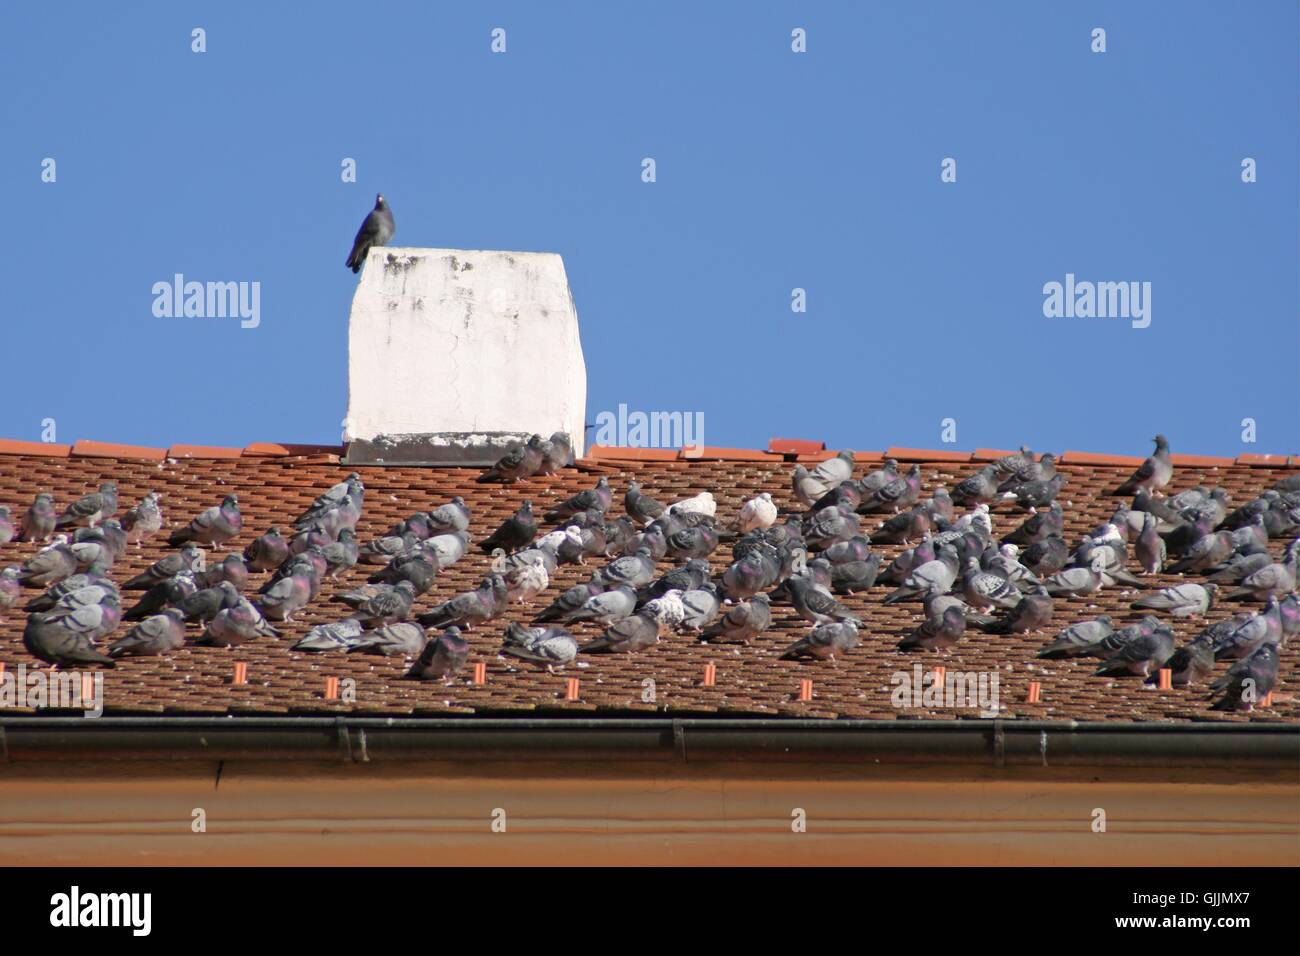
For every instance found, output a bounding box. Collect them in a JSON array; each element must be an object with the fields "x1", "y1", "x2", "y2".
[
  {"x1": 1238, "y1": 454, "x2": 1295, "y2": 468},
  {"x1": 768, "y1": 438, "x2": 825, "y2": 455},
  {"x1": 972, "y1": 448, "x2": 1022, "y2": 462},
  {"x1": 0, "y1": 439, "x2": 71, "y2": 458},
  {"x1": 71, "y1": 440, "x2": 167, "y2": 461},
  {"x1": 587, "y1": 445, "x2": 679, "y2": 461},
  {"x1": 168, "y1": 444, "x2": 244, "y2": 460},
  {"x1": 680, "y1": 446, "x2": 781, "y2": 462},
  {"x1": 886, "y1": 447, "x2": 972, "y2": 463},
  {"x1": 1061, "y1": 450, "x2": 1145, "y2": 466},
  {"x1": 0, "y1": 442, "x2": 1294, "y2": 723},
  {"x1": 1169, "y1": 454, "x2": 1236, "y2": 467}
]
